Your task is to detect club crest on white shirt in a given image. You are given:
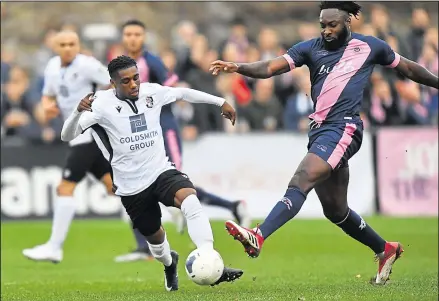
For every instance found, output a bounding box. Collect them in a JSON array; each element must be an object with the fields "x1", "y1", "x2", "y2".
[{"x1": 145, "y1": 96, "x2": 154, "y2": 108}]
